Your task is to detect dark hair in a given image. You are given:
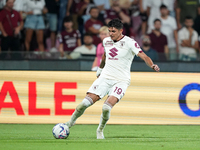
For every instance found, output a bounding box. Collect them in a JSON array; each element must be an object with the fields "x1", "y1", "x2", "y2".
[
  {"x1": 154, "y1": 18, "x2": 161, "y2": 24},
  {"x1": 185, "y1": 16, "x2": 193, "y2": 20},
  {"x1": 107, "y1": 18, "x2": 123, "y2": 30},
  {"x1": 89, "y1": 6, "x2": 99, "y2": 13},
  {"x1": 160, "y1": 4, "x2": 167, "y2": 9},
  {"x1": 84, "y1": 33, "x2": 92, "y2": 38},
  {"x1": 63, "y1": 16, "x2": 72, "y2": 23}
]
